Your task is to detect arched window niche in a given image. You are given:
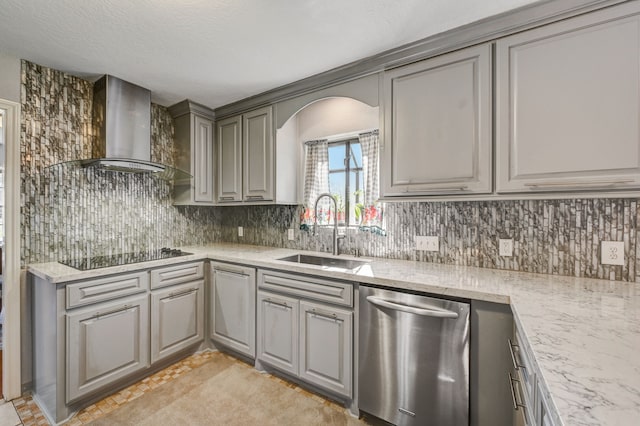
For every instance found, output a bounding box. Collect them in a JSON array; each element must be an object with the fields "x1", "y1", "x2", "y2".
[{"x1": 276, "y1": 96, "x2": 382, "y2": 230}]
